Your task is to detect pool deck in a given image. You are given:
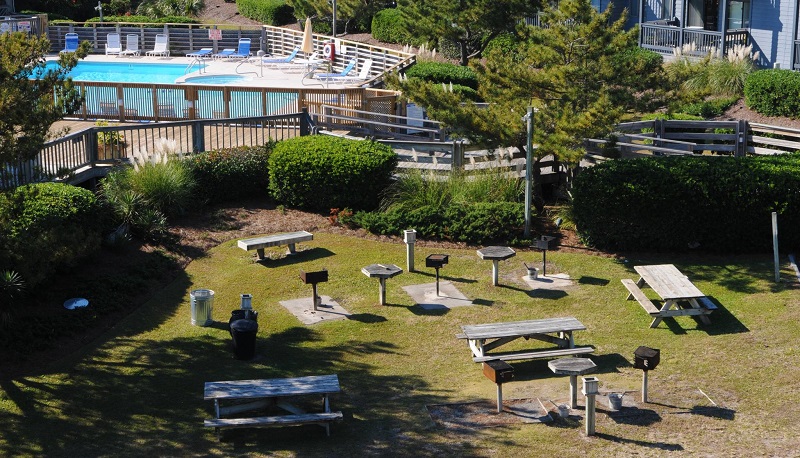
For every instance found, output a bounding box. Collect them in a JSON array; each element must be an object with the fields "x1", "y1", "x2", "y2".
[{"x1": 69, "y1": 54, "x2": 352, "y2": 89}]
